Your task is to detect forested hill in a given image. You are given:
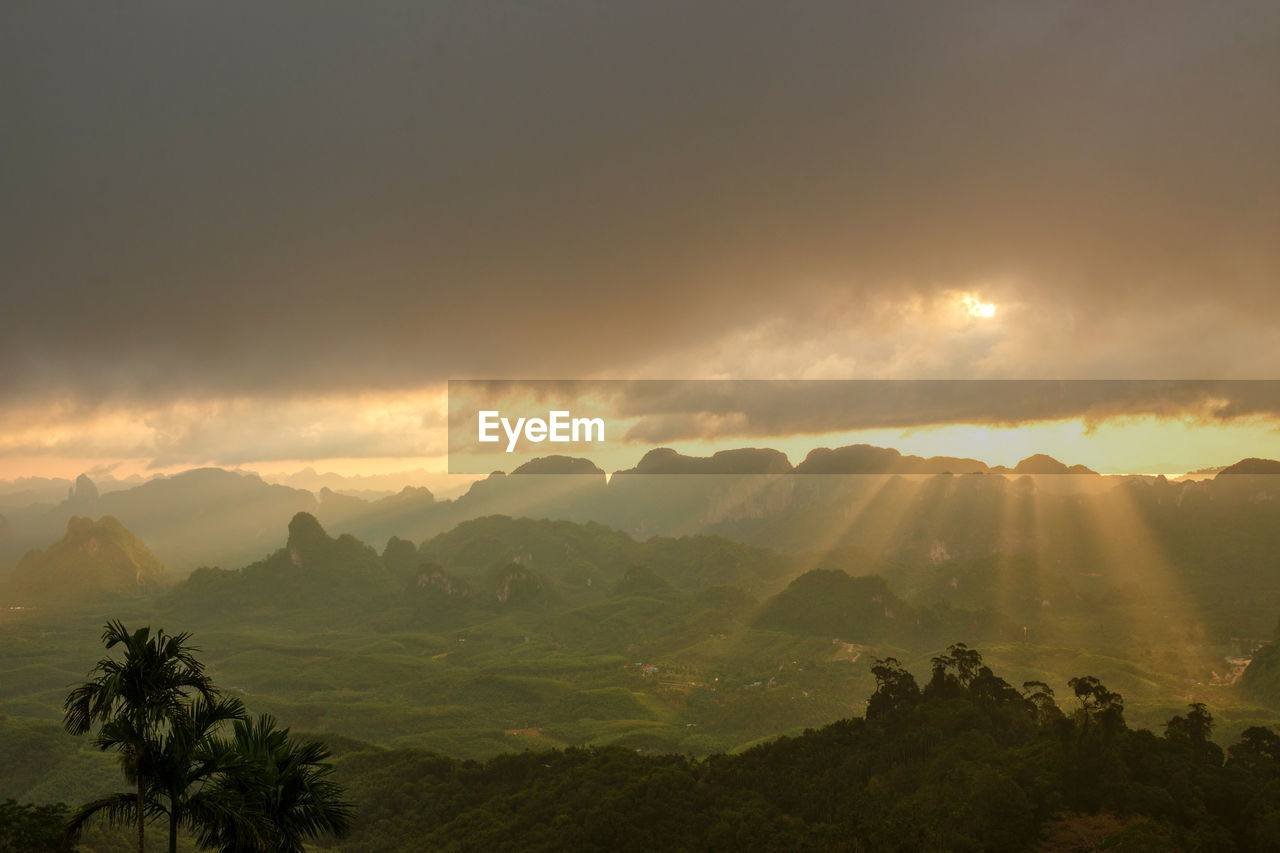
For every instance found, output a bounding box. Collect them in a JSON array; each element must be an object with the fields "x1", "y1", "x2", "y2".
[
  {"x1": 163, "y1": 512, "x2": 804, "y2": 622},
  {"x1": 326, "y1": 645, "x2": 1280, "y2": 852},
  {"x1": 9, "y1": 515, "x2": 166, "y2": 598}
]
